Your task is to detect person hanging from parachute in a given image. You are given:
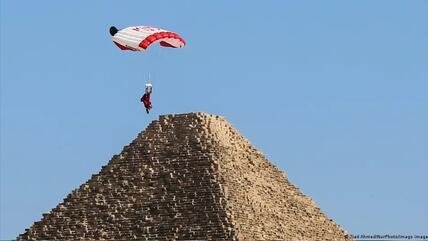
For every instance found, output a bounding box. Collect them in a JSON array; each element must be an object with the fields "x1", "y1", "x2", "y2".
[
  {"x1": 141, "y1": 82, "x2": 153, "y2": 113},
  {"x1": 109, "y1": 25, "x2": 185, "y2": 114}
]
